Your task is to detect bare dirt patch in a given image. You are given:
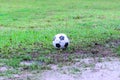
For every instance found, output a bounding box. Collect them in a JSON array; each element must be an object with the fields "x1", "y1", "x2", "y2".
[{"x1": 28, "y1": 57, "x2": 120, "y2": 80}]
